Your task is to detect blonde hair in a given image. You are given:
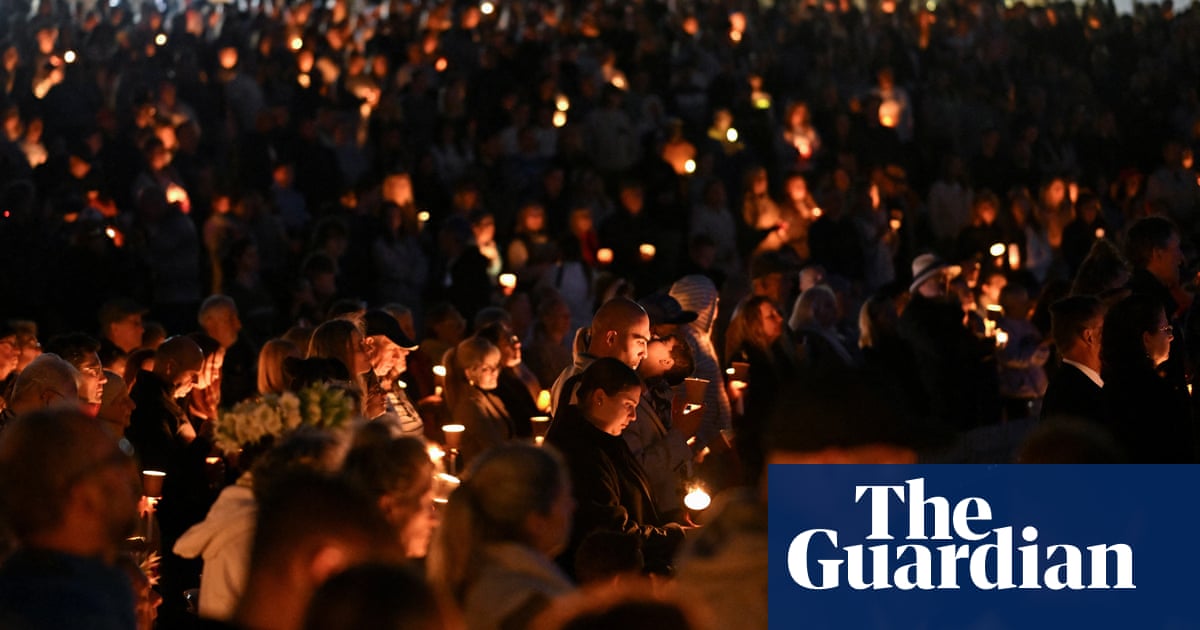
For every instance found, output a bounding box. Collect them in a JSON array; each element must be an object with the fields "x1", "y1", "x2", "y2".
[
  {"x1": 308, "y1": 319, "x2": 366, "y2": 394},
  {"x1": 427, "y1": 444, "x2": 567, "y2": 604},
  {"x1": 443, "y1": 336, "x2": 500, "y2": 410},
  {"x1": 257, "y1": 339, "x2": 300, "y2": 395}
]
